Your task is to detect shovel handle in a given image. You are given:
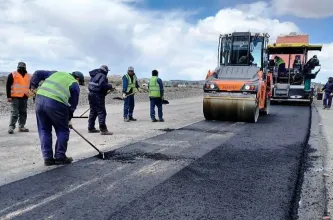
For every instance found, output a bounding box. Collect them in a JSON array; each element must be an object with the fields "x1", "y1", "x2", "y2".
[{"x1": 71, "y1": 127, "x2": 103, "y2": 155}]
